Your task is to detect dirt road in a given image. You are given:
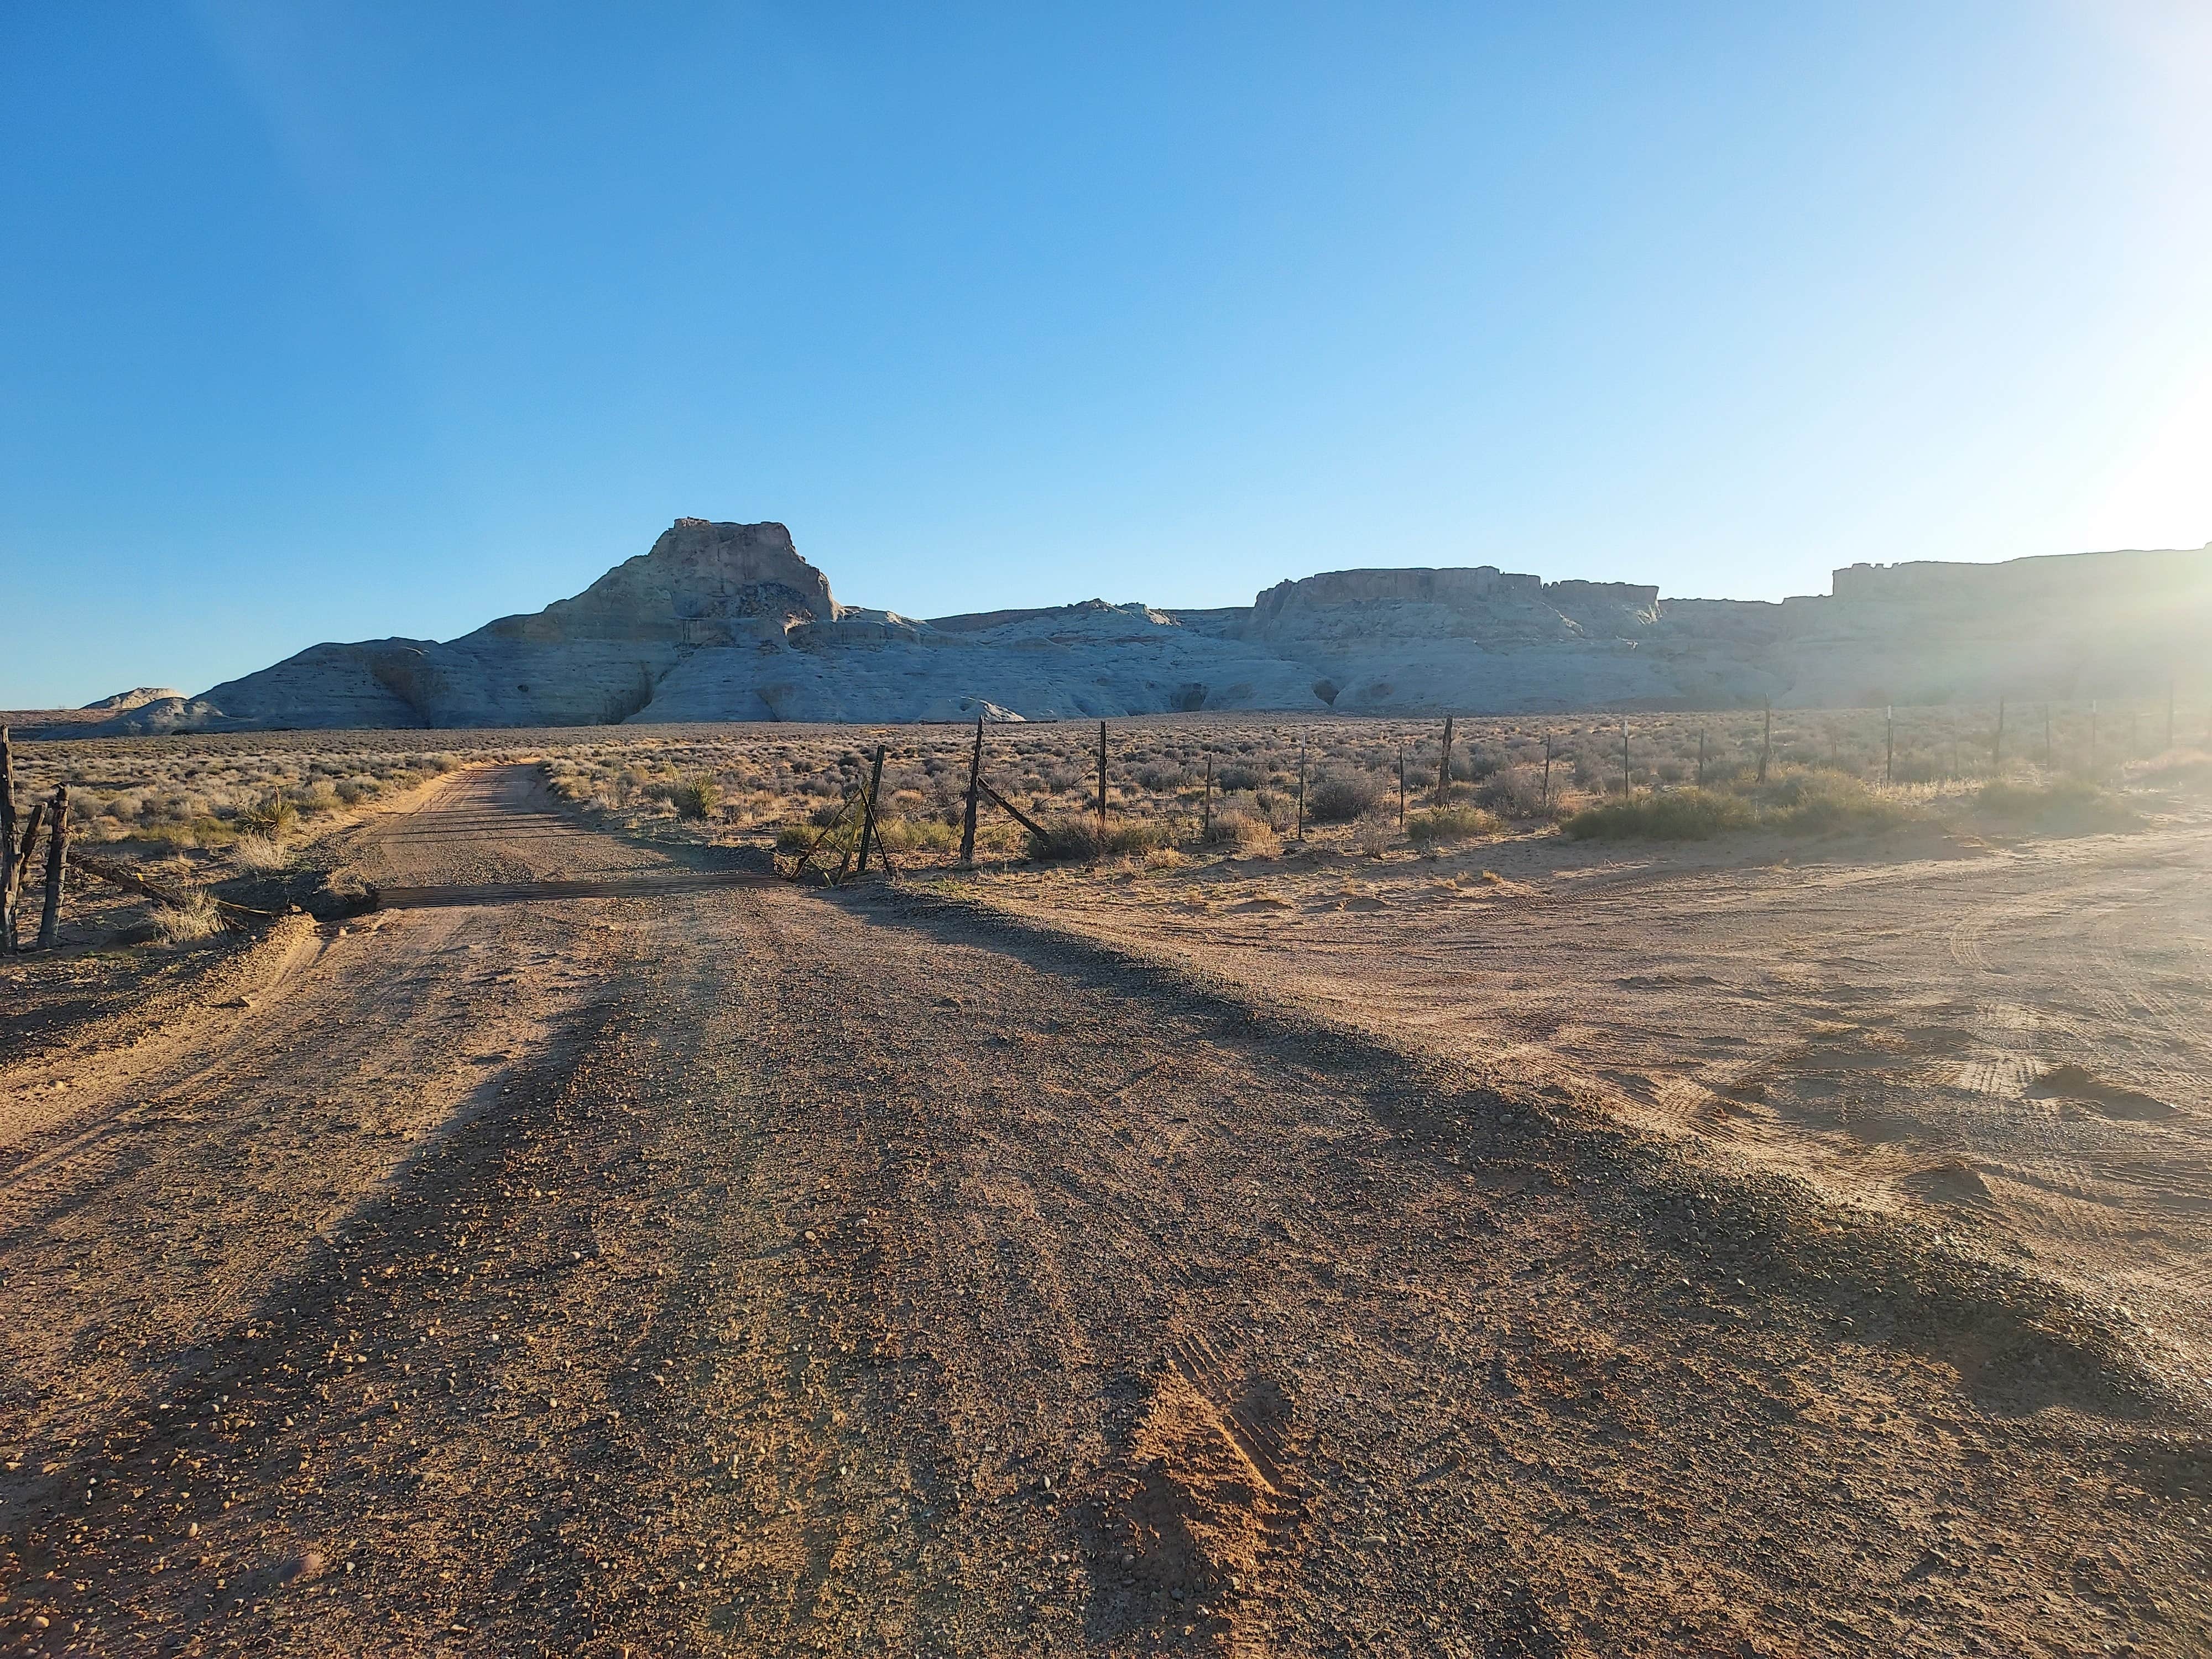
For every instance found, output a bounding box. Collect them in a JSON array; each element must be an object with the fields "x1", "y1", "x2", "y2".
[{"x1": 2, "y1": 769, "x2": 2208, "y2": 1656}]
